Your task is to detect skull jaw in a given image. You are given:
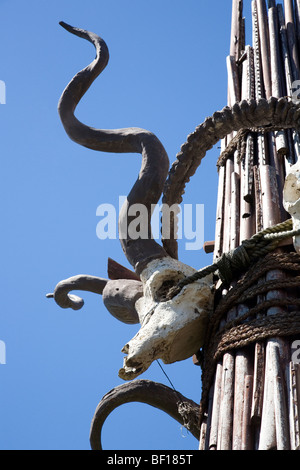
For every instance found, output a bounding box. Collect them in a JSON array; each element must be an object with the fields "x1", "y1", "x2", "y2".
[
  {"x1": 118, "y1": 313, "x2": 208, "y2": 381},
  {"x1": 118, "y1": 276, "x2": 213, "y2": 381},
  {"x1": 283, "y1": 162, "x2": 300, "y2": 253}
]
